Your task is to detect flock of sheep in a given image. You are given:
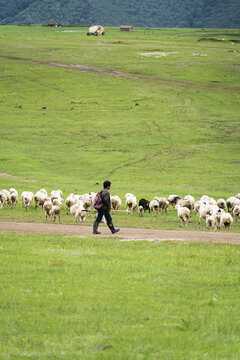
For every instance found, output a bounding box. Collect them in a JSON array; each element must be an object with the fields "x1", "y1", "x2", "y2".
[{"x1": 0, "y1": 188, "x2": 240, "y2": 231}]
